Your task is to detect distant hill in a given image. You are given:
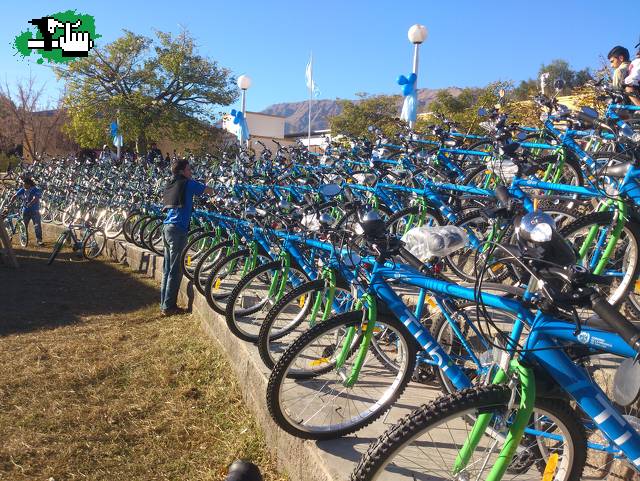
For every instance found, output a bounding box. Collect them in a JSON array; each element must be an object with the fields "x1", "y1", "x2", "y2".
[{"x1": 261, "y1": 87, "x2": 463, "y2": 135}]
